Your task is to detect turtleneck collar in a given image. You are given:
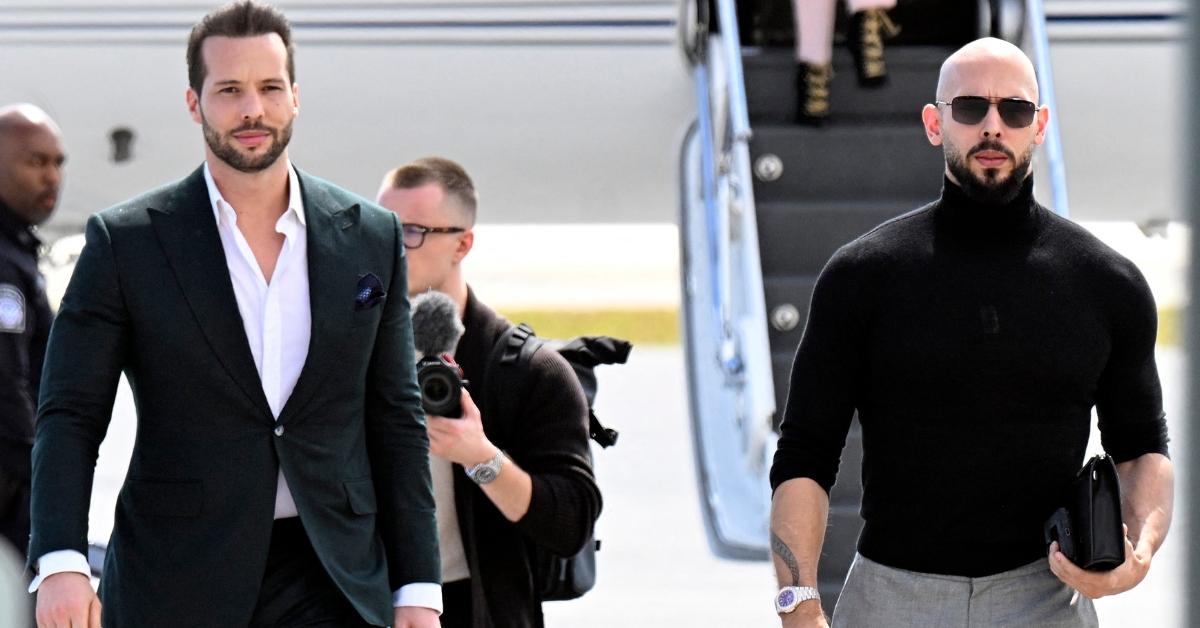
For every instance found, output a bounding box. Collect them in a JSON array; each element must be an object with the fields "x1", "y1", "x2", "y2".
[{"x1": 934, "y1": 173, "x2": 1040, "y2": 241}]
